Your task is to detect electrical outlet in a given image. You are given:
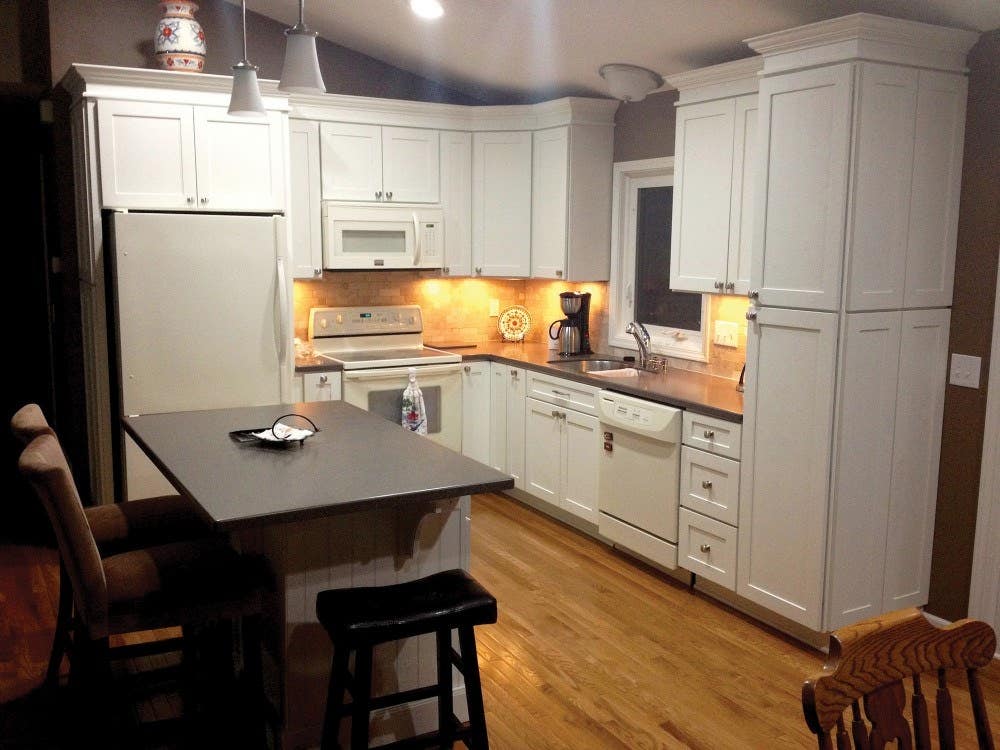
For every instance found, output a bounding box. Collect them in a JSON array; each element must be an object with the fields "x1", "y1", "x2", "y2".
[
  {"x1": 713, "y1": 320, "x2": 738, "y2": 348},
  {"x1": 949, "y1": 353, "x2": 982, "y2": 389},
  {"x1": 488, "y1": 299, "x2": 500, "y2": 317}
]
